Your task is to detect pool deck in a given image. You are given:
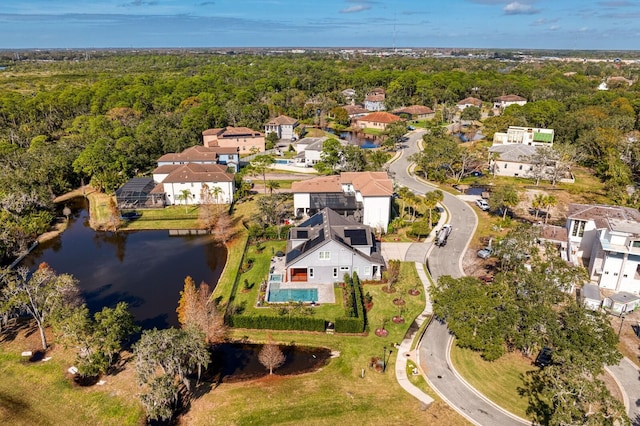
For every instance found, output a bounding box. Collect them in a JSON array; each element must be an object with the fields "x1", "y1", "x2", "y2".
[{"x1": 267, "y1": 255, "x2": 335, "y2": 304}]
